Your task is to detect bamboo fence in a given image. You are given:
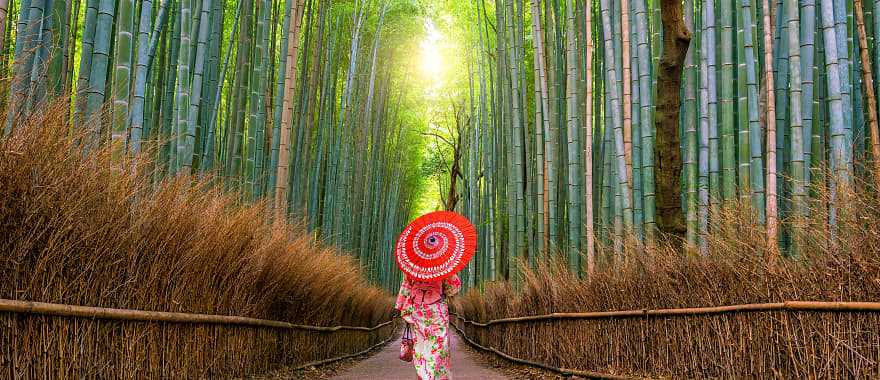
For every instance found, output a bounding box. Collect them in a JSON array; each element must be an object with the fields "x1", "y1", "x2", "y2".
[
  {"x1": 452, "y1": 301, "x2": 880, "y2": 379},
  {"x1": 0, "y1": 299, "x2": 395, "y2": 379},
  {"x1": 450, "y1": 321, "x2": 646, "y2": 380}
]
